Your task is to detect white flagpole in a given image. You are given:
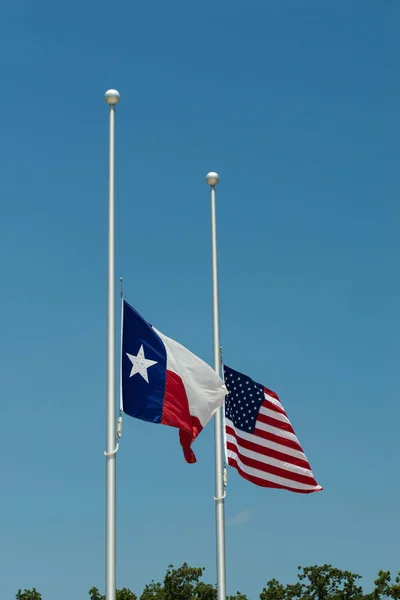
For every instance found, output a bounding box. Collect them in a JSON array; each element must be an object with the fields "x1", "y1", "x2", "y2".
[
  {"x1": 104, "y1": 89, "x2": 120, "y2": 600},
  {"x1": 206, "y1": 172, "x2": 227, "y2": 600}
]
